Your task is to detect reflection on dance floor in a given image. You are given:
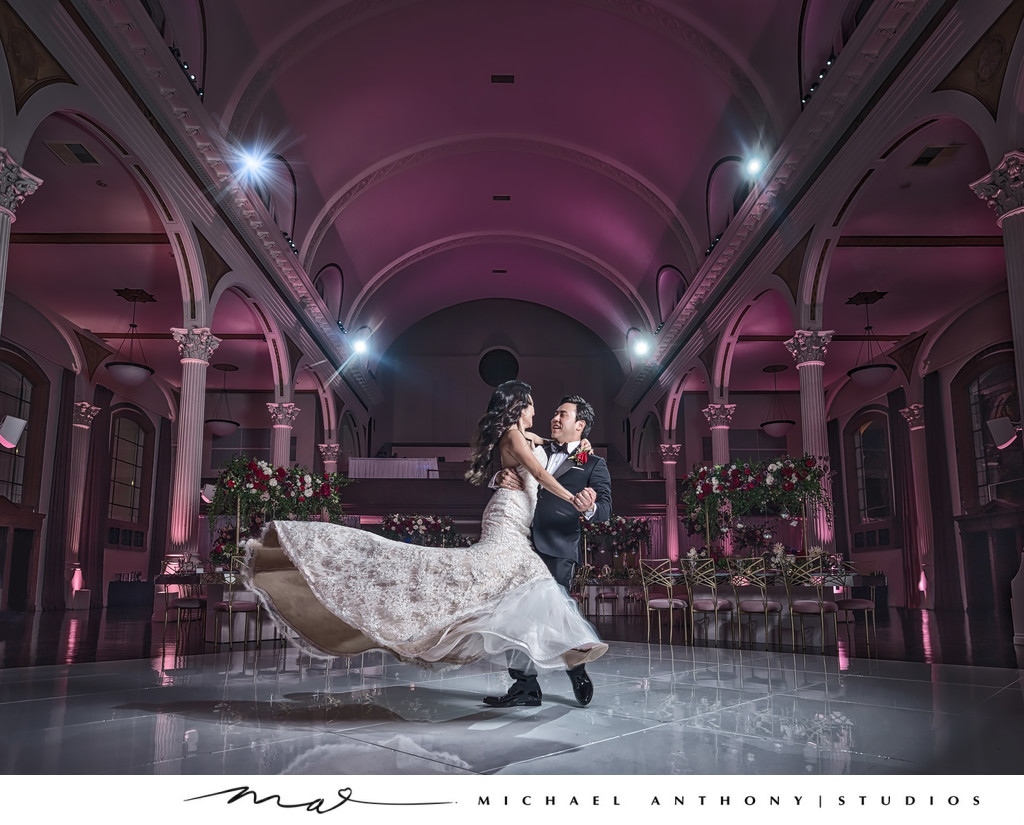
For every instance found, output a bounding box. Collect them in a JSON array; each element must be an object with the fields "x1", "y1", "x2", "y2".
[{"x1": 1, "y1": 639, "x2": 1023, "y2": 775}]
